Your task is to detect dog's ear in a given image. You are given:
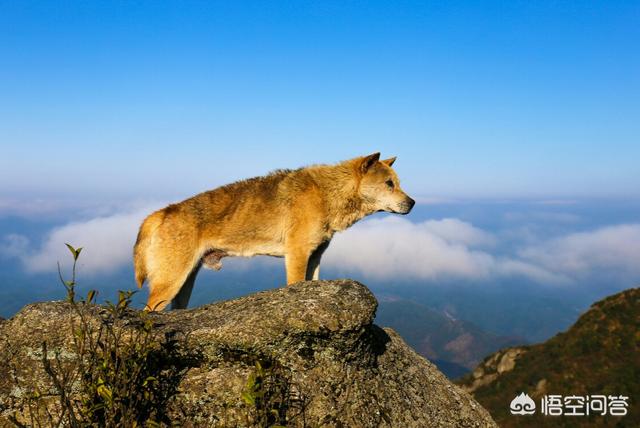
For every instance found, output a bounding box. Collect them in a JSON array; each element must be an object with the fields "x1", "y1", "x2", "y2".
[
  {"x1": 360, "y1": 152, "x2": 380, "y2": 173},
  {"x1": 381, "y1": 156, "x2": 396, "y2": 167}
]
